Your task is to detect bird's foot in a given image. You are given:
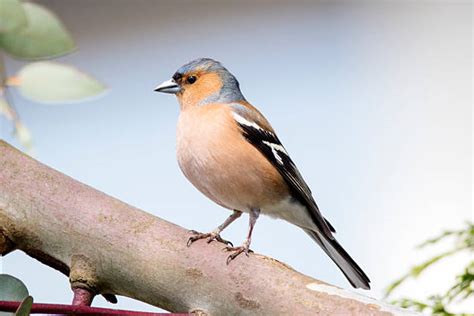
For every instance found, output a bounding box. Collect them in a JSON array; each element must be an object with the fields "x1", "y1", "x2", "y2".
[
  {"x1": 224, "y1": 242, "x2": 253, "y2": 264},
  {"x1": 187, "y1": 230, "x2": 233, "y2": 247}
]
